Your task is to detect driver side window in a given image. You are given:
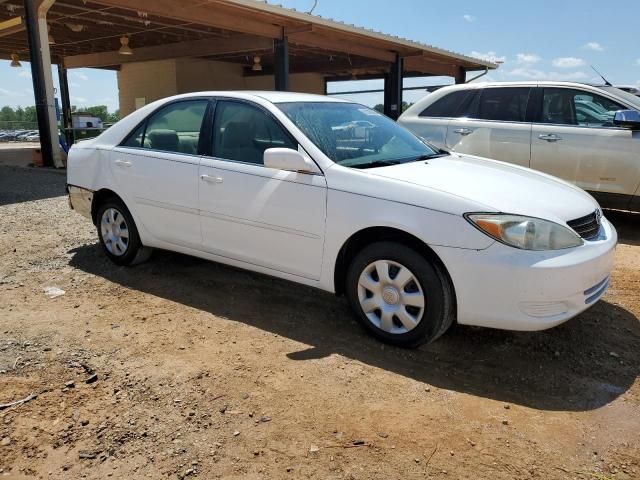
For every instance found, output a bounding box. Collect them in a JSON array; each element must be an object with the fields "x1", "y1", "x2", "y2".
[{"x1": 541, "y1": 88, "x2": 625, "y2": 128}]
